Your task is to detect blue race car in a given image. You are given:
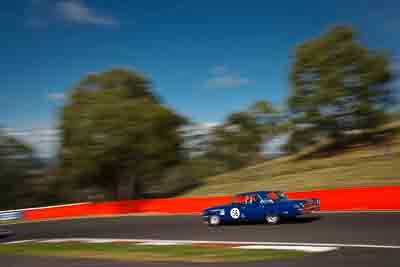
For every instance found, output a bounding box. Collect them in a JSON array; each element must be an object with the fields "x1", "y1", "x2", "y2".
[{"x1": 202, "y1": 191, "x2": 320, "y2": 226}]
